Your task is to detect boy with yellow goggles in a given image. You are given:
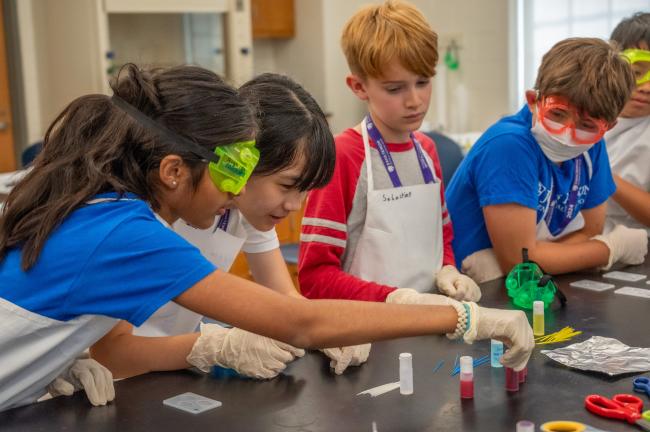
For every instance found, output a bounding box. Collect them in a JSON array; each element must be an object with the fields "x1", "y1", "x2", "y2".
[
  {"x1": 621, "y1": 48, "x2": 650, "y2": 85},
  {"x1": 604, "y1": 12, "x2": 650, "y2": 234}
]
